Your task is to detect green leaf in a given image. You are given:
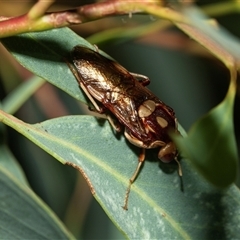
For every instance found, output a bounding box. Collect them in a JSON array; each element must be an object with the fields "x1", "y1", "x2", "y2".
[
  {"x1": 0, "y1": 144, "x2": 28, "y2": 186},
  {"x1": 1, "y1": 110, "x2": 240, "y2": 239},
  {"x1": 86, "y1": 20, "x2": 170, "y2": 45},
  {"x1": 0, "y1": 164, "x2": 74, "y2": 239},
  {"x1": 173, "y1": 80, "x2": 238, "y2": 188},
  {"x1": 0, "y1": 28, "x2": 94, "y2": 103},
  {"x1": 2, "y1": 76, "x2": 45, "y2": 114}
]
